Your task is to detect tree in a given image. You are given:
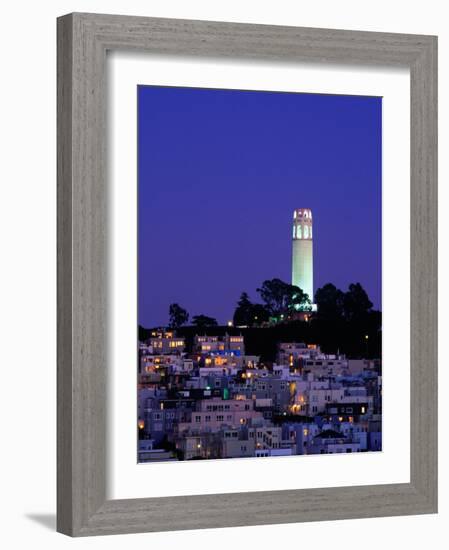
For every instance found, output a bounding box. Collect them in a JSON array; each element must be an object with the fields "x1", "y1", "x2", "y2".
[
  {"x1": 233, "y1": 292, "x2": 270, "y2": 327},
  {"x1": 233, "y1": 292, "x2": 253, "y2": 326},
  {"x1": 257, "y1": 278, "x2": 310, "y2": 316},
  {"x1": 257, "y1": 278, "x2": 290, "y2": 315},
  {"x1": 343, "y1": 282, "x2": 373, "y2": 321},
  {"x1": 168, "y1": 303, "x2": 189, "y2": 329},
  {"x1": 314, "y1": 283, "x2": 345, "y2": 320},
  {"x1": 250, "y1": 303, "x2": 270, "y2": 325},
  {"x1": 191, "y1": 314, "x2": 218, "y2": 328},
  {"x1": 289, "y1": 285, "x2": 311, "y2": 312}
]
